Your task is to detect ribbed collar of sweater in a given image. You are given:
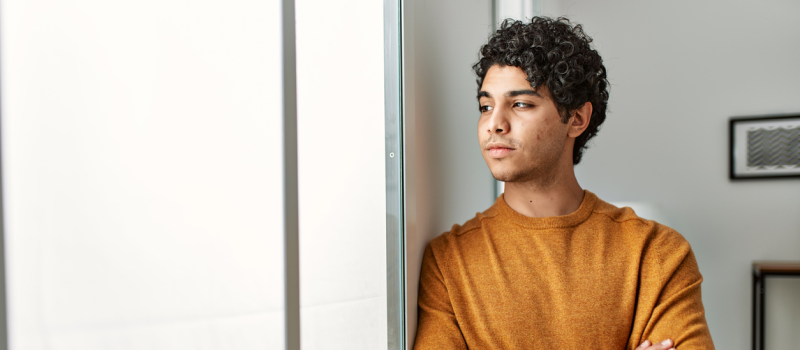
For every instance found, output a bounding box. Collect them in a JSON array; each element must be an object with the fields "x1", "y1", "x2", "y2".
[{"x1": 490, "y1": 189, "x2": 598, "y2": 230}]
